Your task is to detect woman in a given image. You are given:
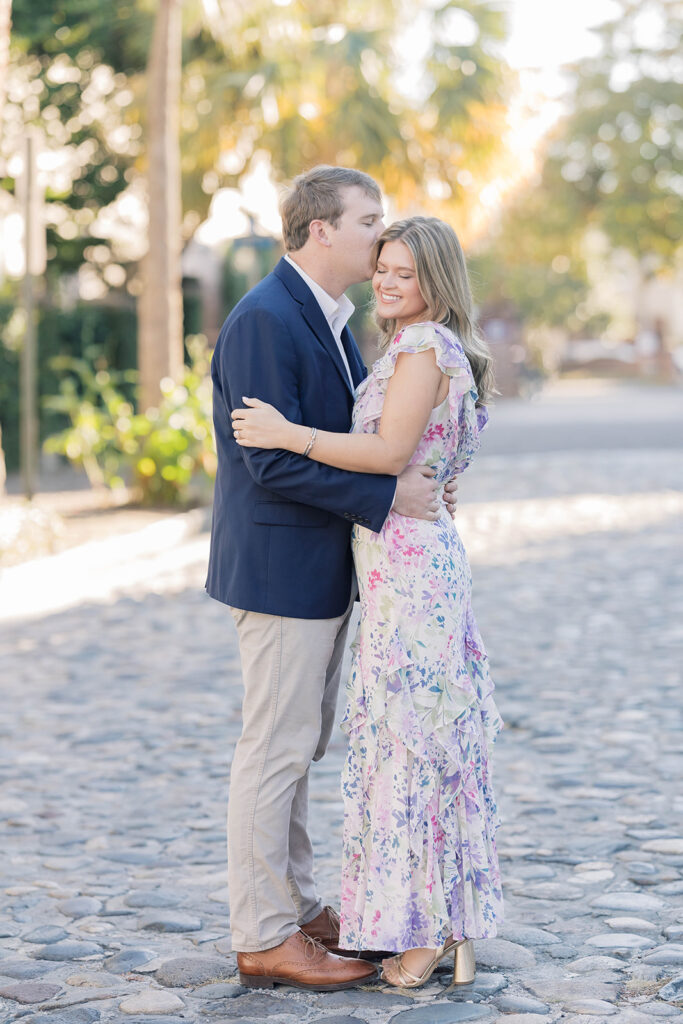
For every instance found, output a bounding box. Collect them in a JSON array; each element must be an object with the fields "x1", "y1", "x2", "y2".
[{"x1": 231, "y1": 216, "x2": 503, "y2": 988}]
